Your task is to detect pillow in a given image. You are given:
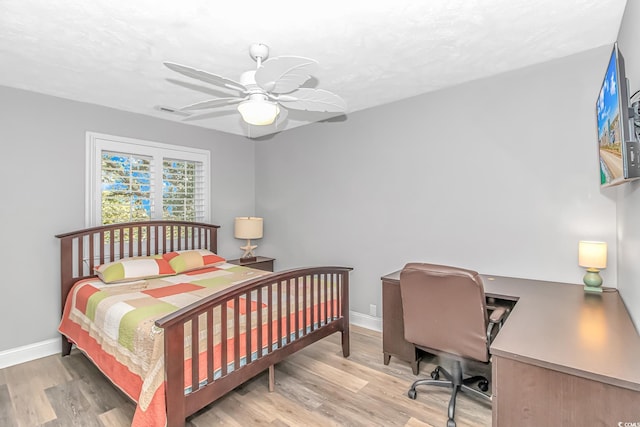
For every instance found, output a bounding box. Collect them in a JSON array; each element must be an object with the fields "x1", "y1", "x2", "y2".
[
  {"x1": 94, "y1": 256, "x2": 176, "y2": 284},
  {"x1": 163, "y1": 249, "x2": 226, "y2": 274}
]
